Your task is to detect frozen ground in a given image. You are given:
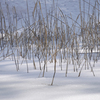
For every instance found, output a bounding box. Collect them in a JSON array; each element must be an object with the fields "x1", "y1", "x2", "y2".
[
  {"x1": 0, "y1": 57, "x2": 100, "y2": 100},
  {"x1": 0, "y1": 0, "x2": 100, "y2": 100}
]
